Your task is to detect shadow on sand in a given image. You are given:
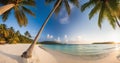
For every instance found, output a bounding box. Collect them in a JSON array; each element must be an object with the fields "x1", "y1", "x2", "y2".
[{"x1": 0, "y1": 51, "x2": 27, "y2": 63}]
